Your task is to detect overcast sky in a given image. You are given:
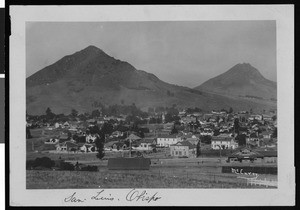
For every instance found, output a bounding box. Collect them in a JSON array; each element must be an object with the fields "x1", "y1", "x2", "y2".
[{"x1": 26, "y1": 21, "x2": 276, "y2": 88}]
